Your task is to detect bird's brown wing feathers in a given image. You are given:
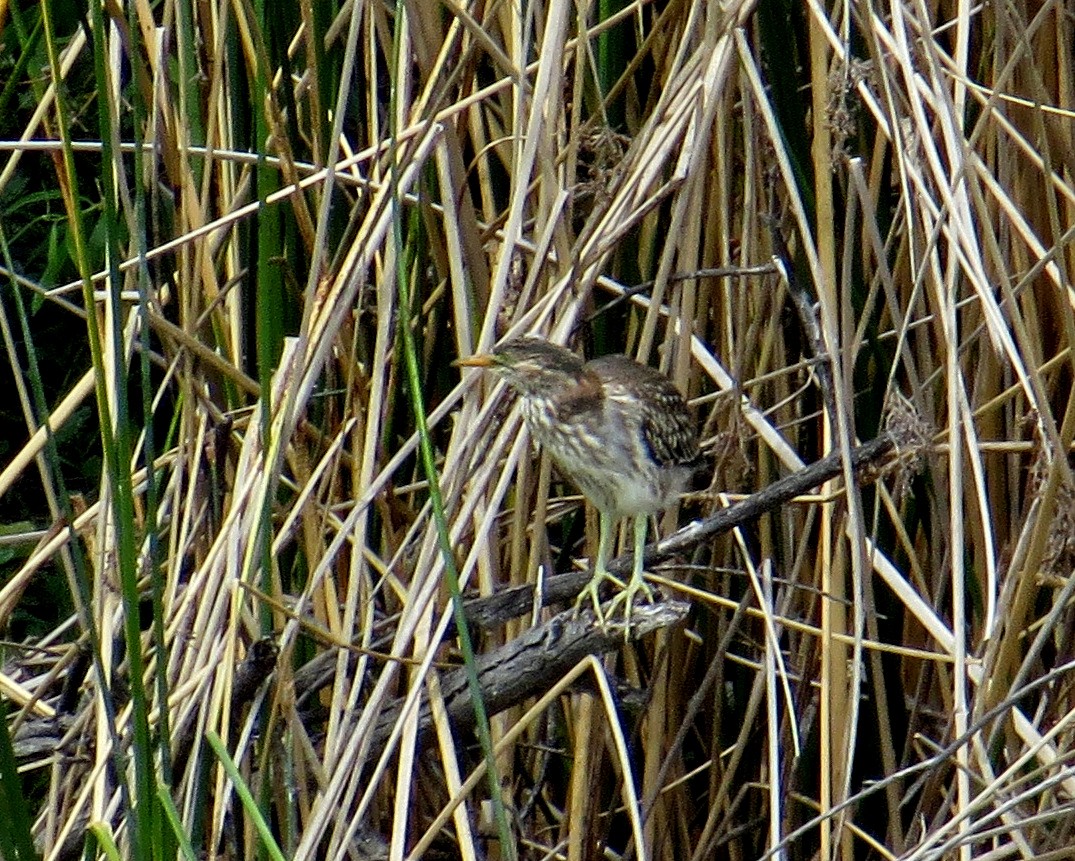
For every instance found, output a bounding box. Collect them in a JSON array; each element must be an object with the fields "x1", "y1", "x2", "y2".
[
  {"x1": 641, "y1": 385, "x2": 699, "y2": 467},
  {"x1": 587, "y1": 355, "x2": 700, "y2": 468}
]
